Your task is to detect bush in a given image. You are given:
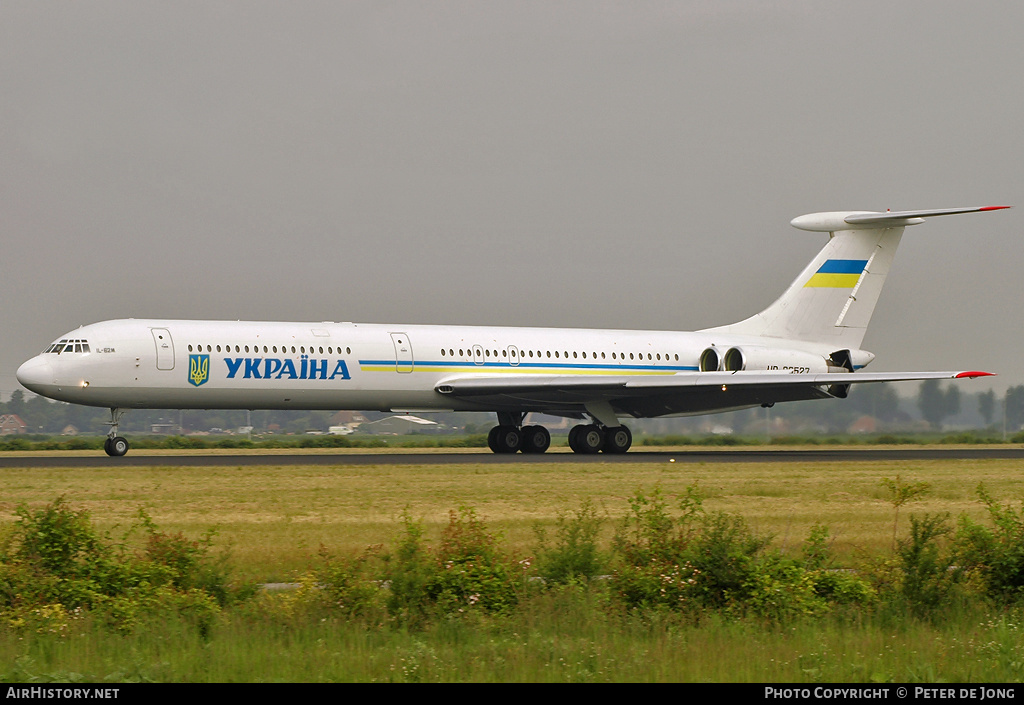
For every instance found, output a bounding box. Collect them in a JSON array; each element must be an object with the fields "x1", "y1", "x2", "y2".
[
  {"x1": 809, "y1": 569, "x2": 876, "y2": 606},
  {"x1": 610, "y1": 485, "x2": 804, "y2": 615},
  {"x1": 381, "y1": 511, "x2": 437, "y2": 624},
  {"x1": 957, "y1": 485, "x2": 1024, "y2": 601},
  {"x1": 379, "y1": 507, "x2": 522, "y2": 622},
  {"x1": 427, "y1": 507, "x2": 520, "y2": 615},
  {"x1": 163, "y1": 435, "x2": 209, "y2": 449},
  {"x1": 743, "y1": 558, "x2": 828, "y2": 619},
  {"x1": 612, "y1": 486, "x2": 694, "y2": 566},
  {"x1": 612, "y1": 558, "x2": 702, "y2": 612},
  {"x1": 314, "y1": 545, "x2": 383, "y2": 618},
  {"x1": 897, "y1": 513, "x2": 959, "y2": 616},
  {"x1": 0, "y1": 497, "x2": 238, "y2": 635},
  {"x1": 534, "y1": 498, "x2": 607, "y2": 584},
  {"x1": 0, "y1": 437, "x2": 31, "y2": 451},
  {"x1": 12, "y1": 496, "x2": 98, "y2": 575},
  {"x1": 684, "y1": 510, "x2": 772, "y2": 610},
  {"x1": 139, "y1": 510, "x2": 235, "y2": 605}
]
